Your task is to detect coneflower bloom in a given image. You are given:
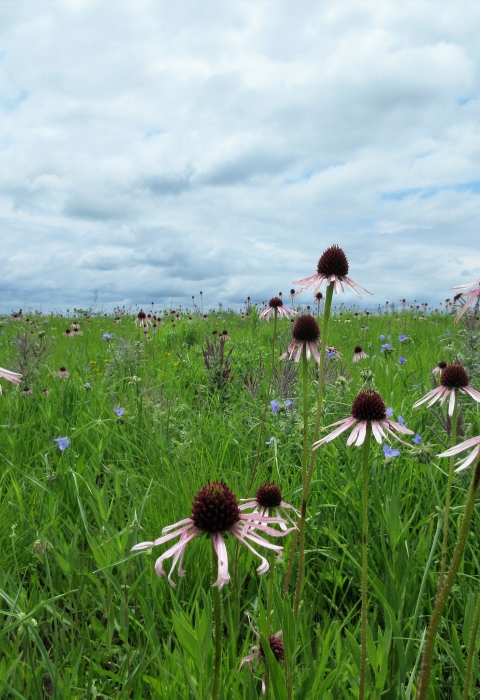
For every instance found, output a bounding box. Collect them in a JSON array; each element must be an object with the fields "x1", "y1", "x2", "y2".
[
  {"x1": 0, "y1": 367, "x2": 22, "y2": 394},
  {"x1": 432, "y1": 360, "x2": 447, "y2": 377},
  {"x1": 239, "y1": 616, "x2": 284, "y2": 694},
  {"x1": 352, "y1": 345, "x2": 369, "y2": 363},
  {"x1": 131, "y1": 481, "x2": 293, "y2": 589},
  {"x1": 451, "y1": 278, "x2": 480, "y2": 323},
  {"x1": 437, "y1": 435, "x2": 480, "y2": 473},
  {"x1": 220, "y1": 330, "x2": 231, "y2": 341},
  {"x1": 63, "y1": 328, "x2": 73, "y2": 337},
  {"x1": 413, "y1": 363, "x2": 480, "y2": 416},
  {"x1": 240, "y1": 482, "x2": 299, "y2": 531},
  {"x1": 57, "y1": 366, "x2": 70, "y2": 377},
  {"x1": 293, "y1": 244, "x2": 372, "y2": 298},
  {"x1": 279, "y1": 314, "x2": 321, "y2": 362},
  {"x1": 313, "y1": 390, "x2": 414, "y2": 449},
  {"x1": 259, "y1": 297, "x2": 298, "y2": 322},
  {"x1": 134, "y1": 310, "x2": 151, "y2": 329}
]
